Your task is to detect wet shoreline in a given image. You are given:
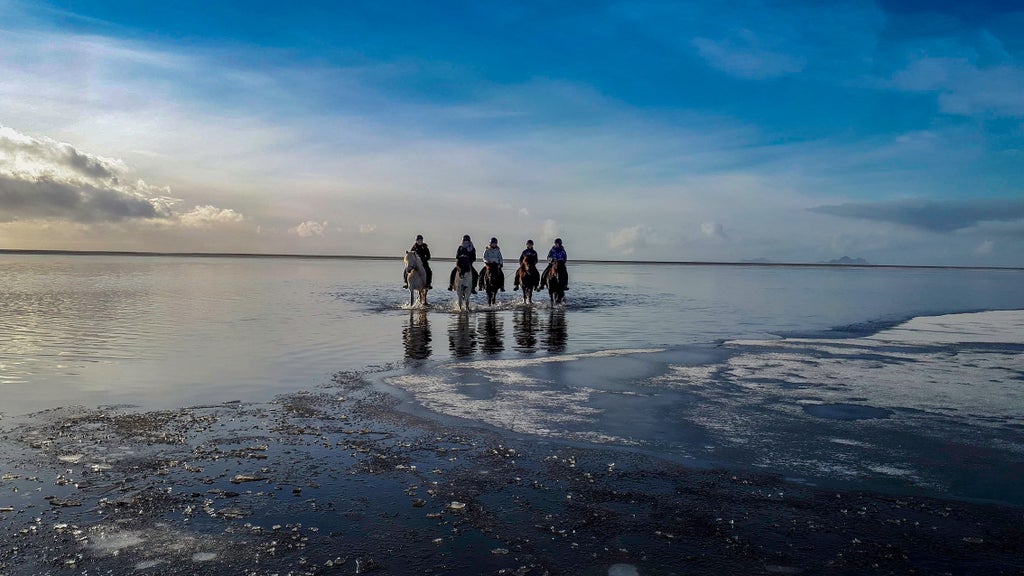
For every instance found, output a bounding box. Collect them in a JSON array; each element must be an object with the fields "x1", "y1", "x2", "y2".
[{"x1": 2, "y1": 370, "x2": 1023, "y2": 575}]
